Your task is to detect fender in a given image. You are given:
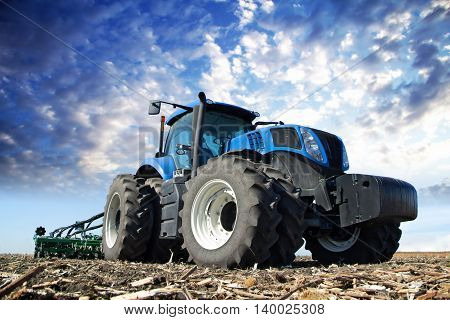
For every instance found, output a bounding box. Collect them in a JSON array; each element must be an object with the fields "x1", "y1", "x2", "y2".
[{"x1": 136, "y1": 155, "x2": 176, "y2": 180}]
